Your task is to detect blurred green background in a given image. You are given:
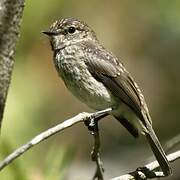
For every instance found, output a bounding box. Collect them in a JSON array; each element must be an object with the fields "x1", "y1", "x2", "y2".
[{"x1": 0, "y1": 0, "x2": 180, "y2": 179}]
